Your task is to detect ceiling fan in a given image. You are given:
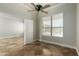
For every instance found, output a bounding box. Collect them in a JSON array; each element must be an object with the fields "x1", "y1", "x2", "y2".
[{"x1": 24, "y1": 3, "x2": 51, "y2": 14}]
